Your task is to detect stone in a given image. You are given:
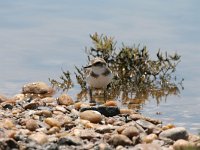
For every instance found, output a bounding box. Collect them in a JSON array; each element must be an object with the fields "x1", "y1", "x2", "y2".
[
  {"x1": 95, "y1": 124, "x2": 115, "y2": 133},
  {"x1": 3, "y1": 138, "x2": 19, "y2": 149},
  {"x1": 58, "y1": 136, "x2": 82, "y2": 146},
  {"x1": 136, "y1": 119, "x2": 156, "y2": 130},
  {"x1": 80, "y1": 110, "x2": 102, "y2": 123},
  {"x1": 143, "y1": 134, "x2": 158, "y2": 143},
  {"x1": 44, "y1": 118, "x2": 61, "y2": 128},
  {"x1": 173, "y1": 139, "x2": 196, "y2": 150},
  {"x1": 96, "y1": 143, "x2": 112, "y2": 150},
  {"x1": 26, "y1": 119, "x2": 39, "y2": 131},
  {"x1": 120, "y1": 109, "x2": 135, "y2": 115},
  {"x1": 57, "y1": 94, "x2": 73, "y2": 106},
  {"x1": 4, "y1": 119, "x2": 15, "y2": 129},
  {"x1": 0, "y1": 94, "x2": 8, "y2": 103},
  {"x1": 29, "y1": 132, "x2": 48, "y2": 144},
  {"x1": 159, "y1": 127, "x2": 189, "y2": 141},
  {"x1": 73, "y1": 129, "x2": 101, "y2": 140},
  {"x1": 80, "y1": 106, "x2": 120, "y2": 117},
  {"x1": 35, "y1": 110, "x2": 52, "y2": 117},
  {"x1": 121, "y1": 126, "x2": 140, "y2": 139},
  {"x1": 98, "y1": 106, "x2": 120, "y2": 117},
  {"x1": 108, "y1": 134, "x2": 133, "y2": 146},
  {"x1": 133, "y1": 143, "x2": 162, "y2": 150},
  {"x1": 104, "y1": 100, "x2": 117, "y2": 107},
  {"x1": 24, "y1": 102, "x2": 39, "y2": 110},
  {"x1": 22, "y1": 82, "x2": 54, "y2": 95},
  {"x1": 74, "y1": 102, "x2": 83, "y2": 110},
  {"x1": 48, "y1": 126, "x2": 60, "y2": 134}
]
